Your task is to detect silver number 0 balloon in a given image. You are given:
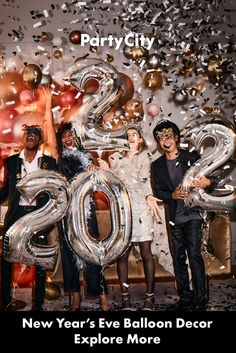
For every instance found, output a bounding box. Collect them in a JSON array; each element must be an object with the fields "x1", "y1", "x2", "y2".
[
  {"x1": 67, "y1": 169, "x2": 132, "y2": 267},
  {"x1": 181, "y1": 115, "x2": 236, "y2": 211},
  {"x1": 4, "y1": 170, "x2": 71, "y2": 269},
  {"x1": 67, "y1": 58, "x2": 128, "y2": 151}
]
